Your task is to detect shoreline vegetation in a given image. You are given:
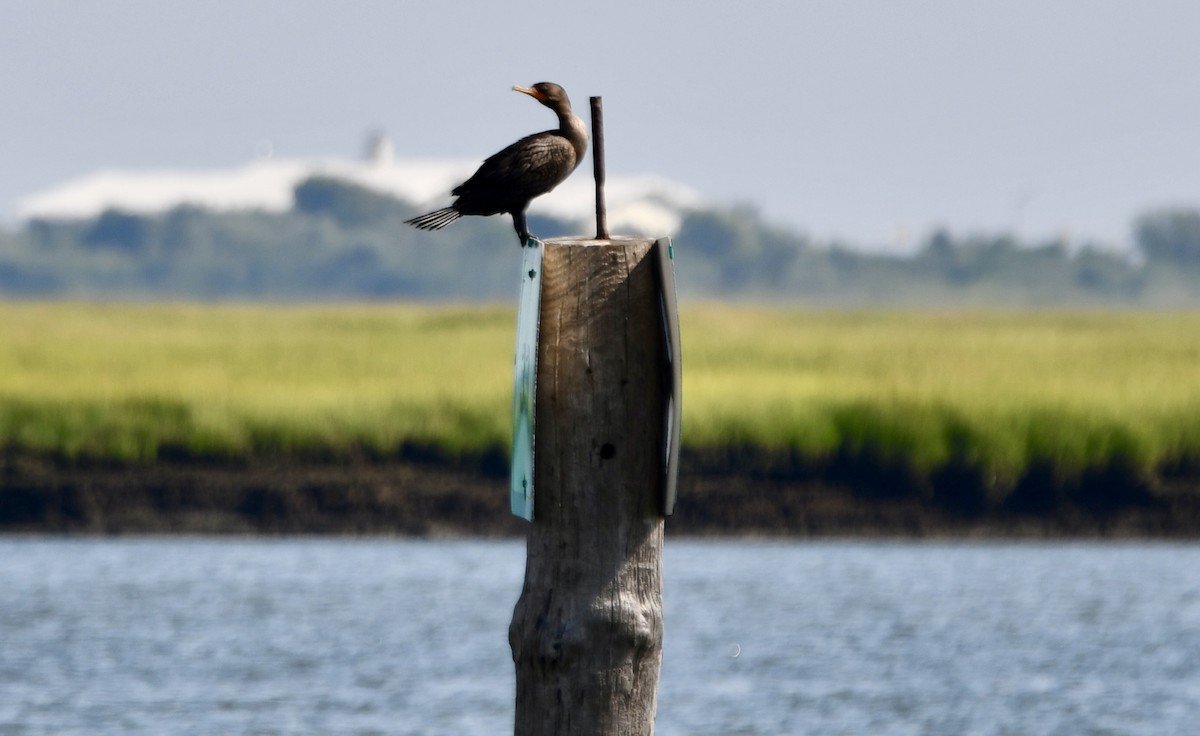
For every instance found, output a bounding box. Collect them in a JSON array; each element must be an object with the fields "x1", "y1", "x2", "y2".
[{"x1": 3, "y1": 303, "x2": 1200, "y2": 536}]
